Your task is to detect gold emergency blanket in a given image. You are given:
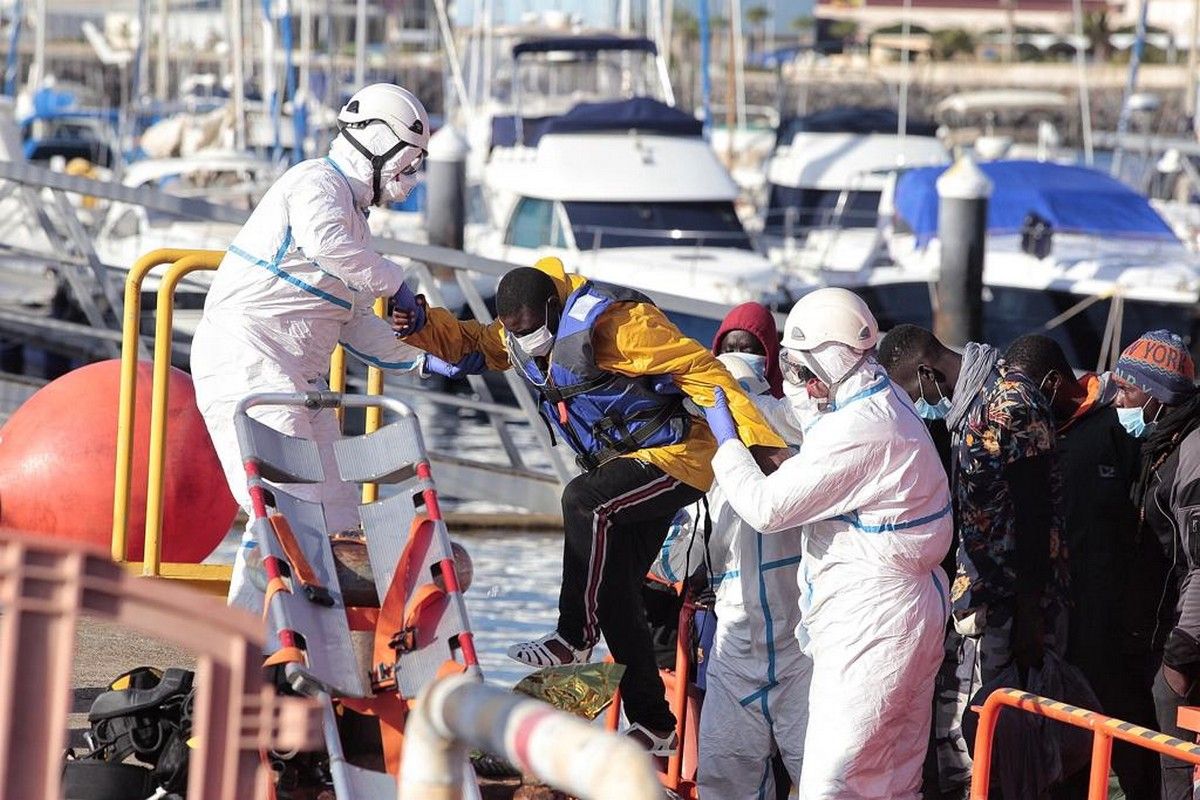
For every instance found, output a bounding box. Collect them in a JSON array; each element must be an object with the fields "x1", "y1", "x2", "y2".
[{"x1": 513, "y1": 663, "x2": 626, "y2": 720}]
